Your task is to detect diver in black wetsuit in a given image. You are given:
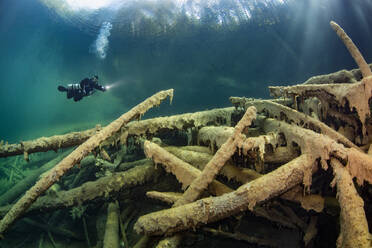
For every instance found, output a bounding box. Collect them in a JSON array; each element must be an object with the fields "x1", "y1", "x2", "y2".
[{"x1": 57, "y1": 75, "x2": 106, "y2": 102}]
